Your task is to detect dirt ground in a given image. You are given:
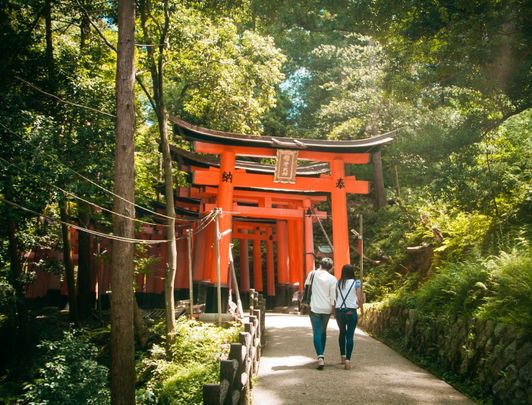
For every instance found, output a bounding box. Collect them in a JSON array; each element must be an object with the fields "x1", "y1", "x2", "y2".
[{"x1": 251, "y1": 312, "x2": 476, "y2": 405}]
